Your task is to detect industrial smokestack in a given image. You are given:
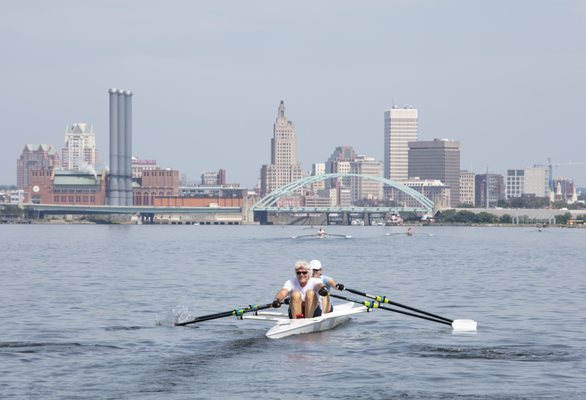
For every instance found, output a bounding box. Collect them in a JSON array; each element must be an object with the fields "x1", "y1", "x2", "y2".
[
  {"x1": 117, "y1": 90, "x2": 126, "y2": 205},
  {"x1": 108, "y1": 88, "x2": 119, "y2": 205},
  {"x1": 108, "y1": 88, "x2": 133, "y2": 206},
  {"x1": 124, "y1": 91, "x2": 133, "y2": 205}
]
